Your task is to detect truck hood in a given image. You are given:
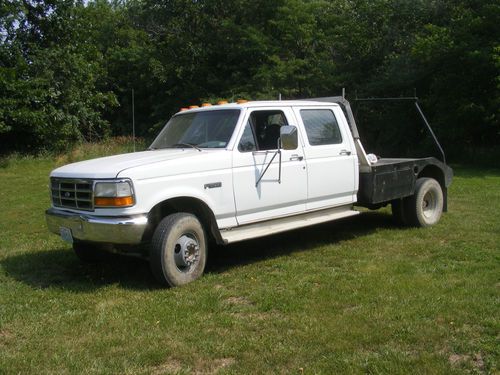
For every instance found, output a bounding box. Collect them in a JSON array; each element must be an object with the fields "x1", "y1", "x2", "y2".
[{"x1": 50, "y1": 149, "x2": 208, "y2": 179}]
